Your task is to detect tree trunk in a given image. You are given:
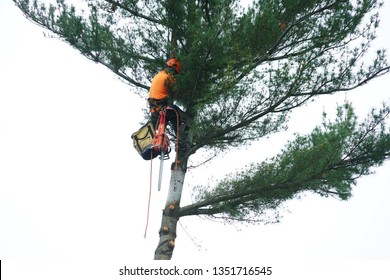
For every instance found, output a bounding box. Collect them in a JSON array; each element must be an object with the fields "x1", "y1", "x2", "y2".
[
  {"x1": 154, "y1": 163, "x2": 186, "y2": 260},
  {"x1": 154, "y1": 108, "x2": 192, "y2": 260}
]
